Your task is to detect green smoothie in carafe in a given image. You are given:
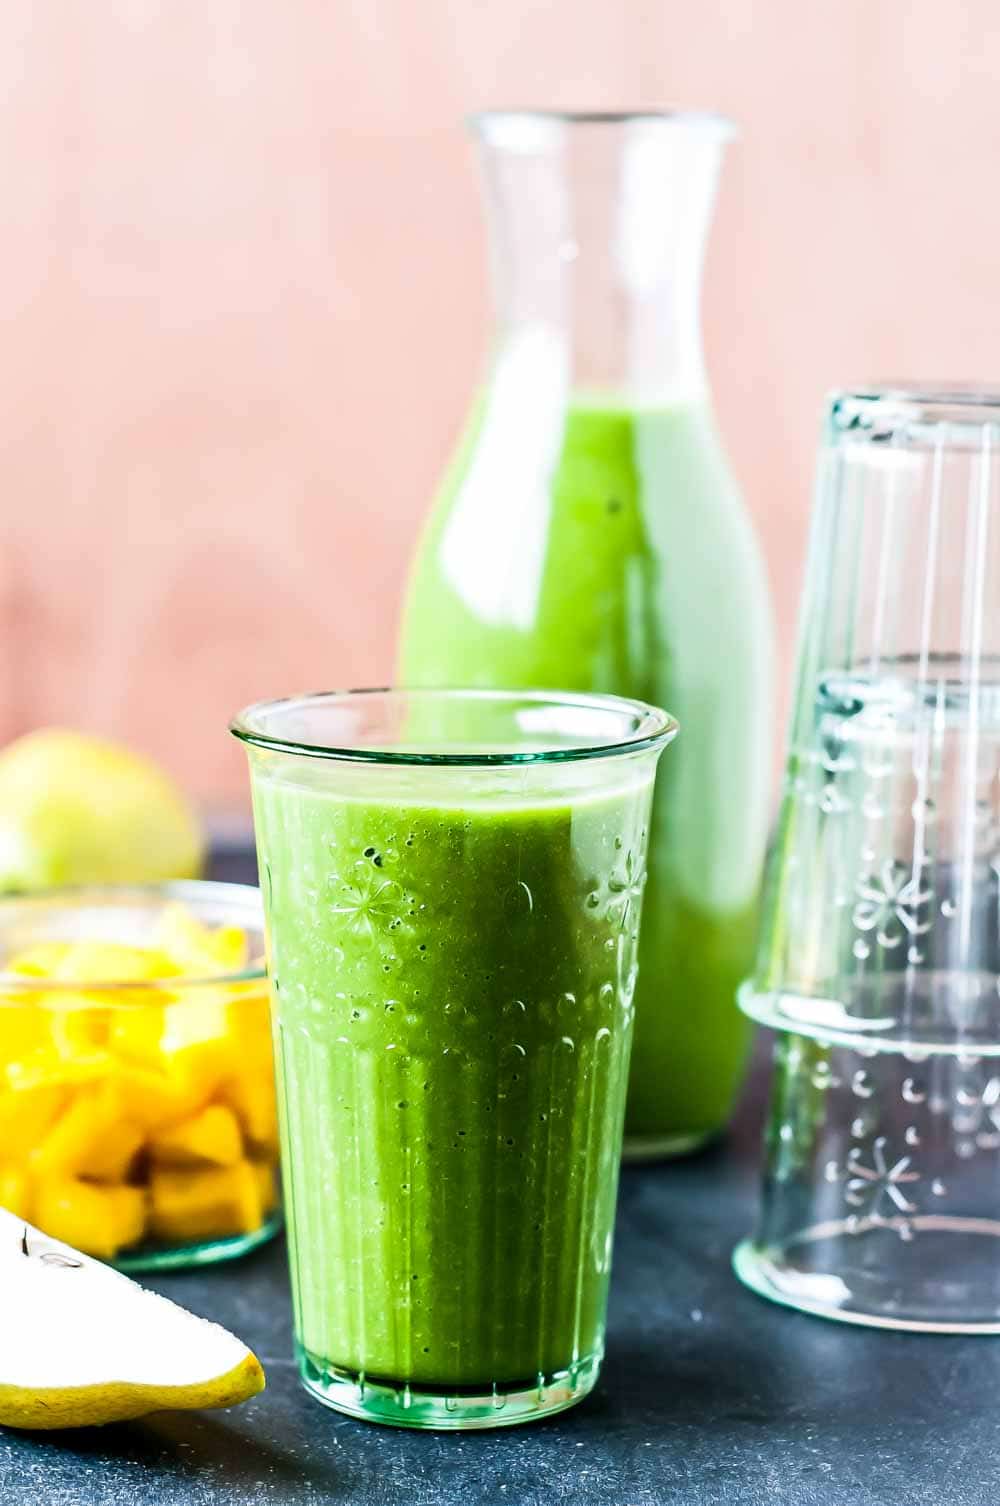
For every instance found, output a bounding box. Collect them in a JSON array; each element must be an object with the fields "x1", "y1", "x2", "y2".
[{"x1": 401, "y1": 399, "x2": 772, "y2": 1150}]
